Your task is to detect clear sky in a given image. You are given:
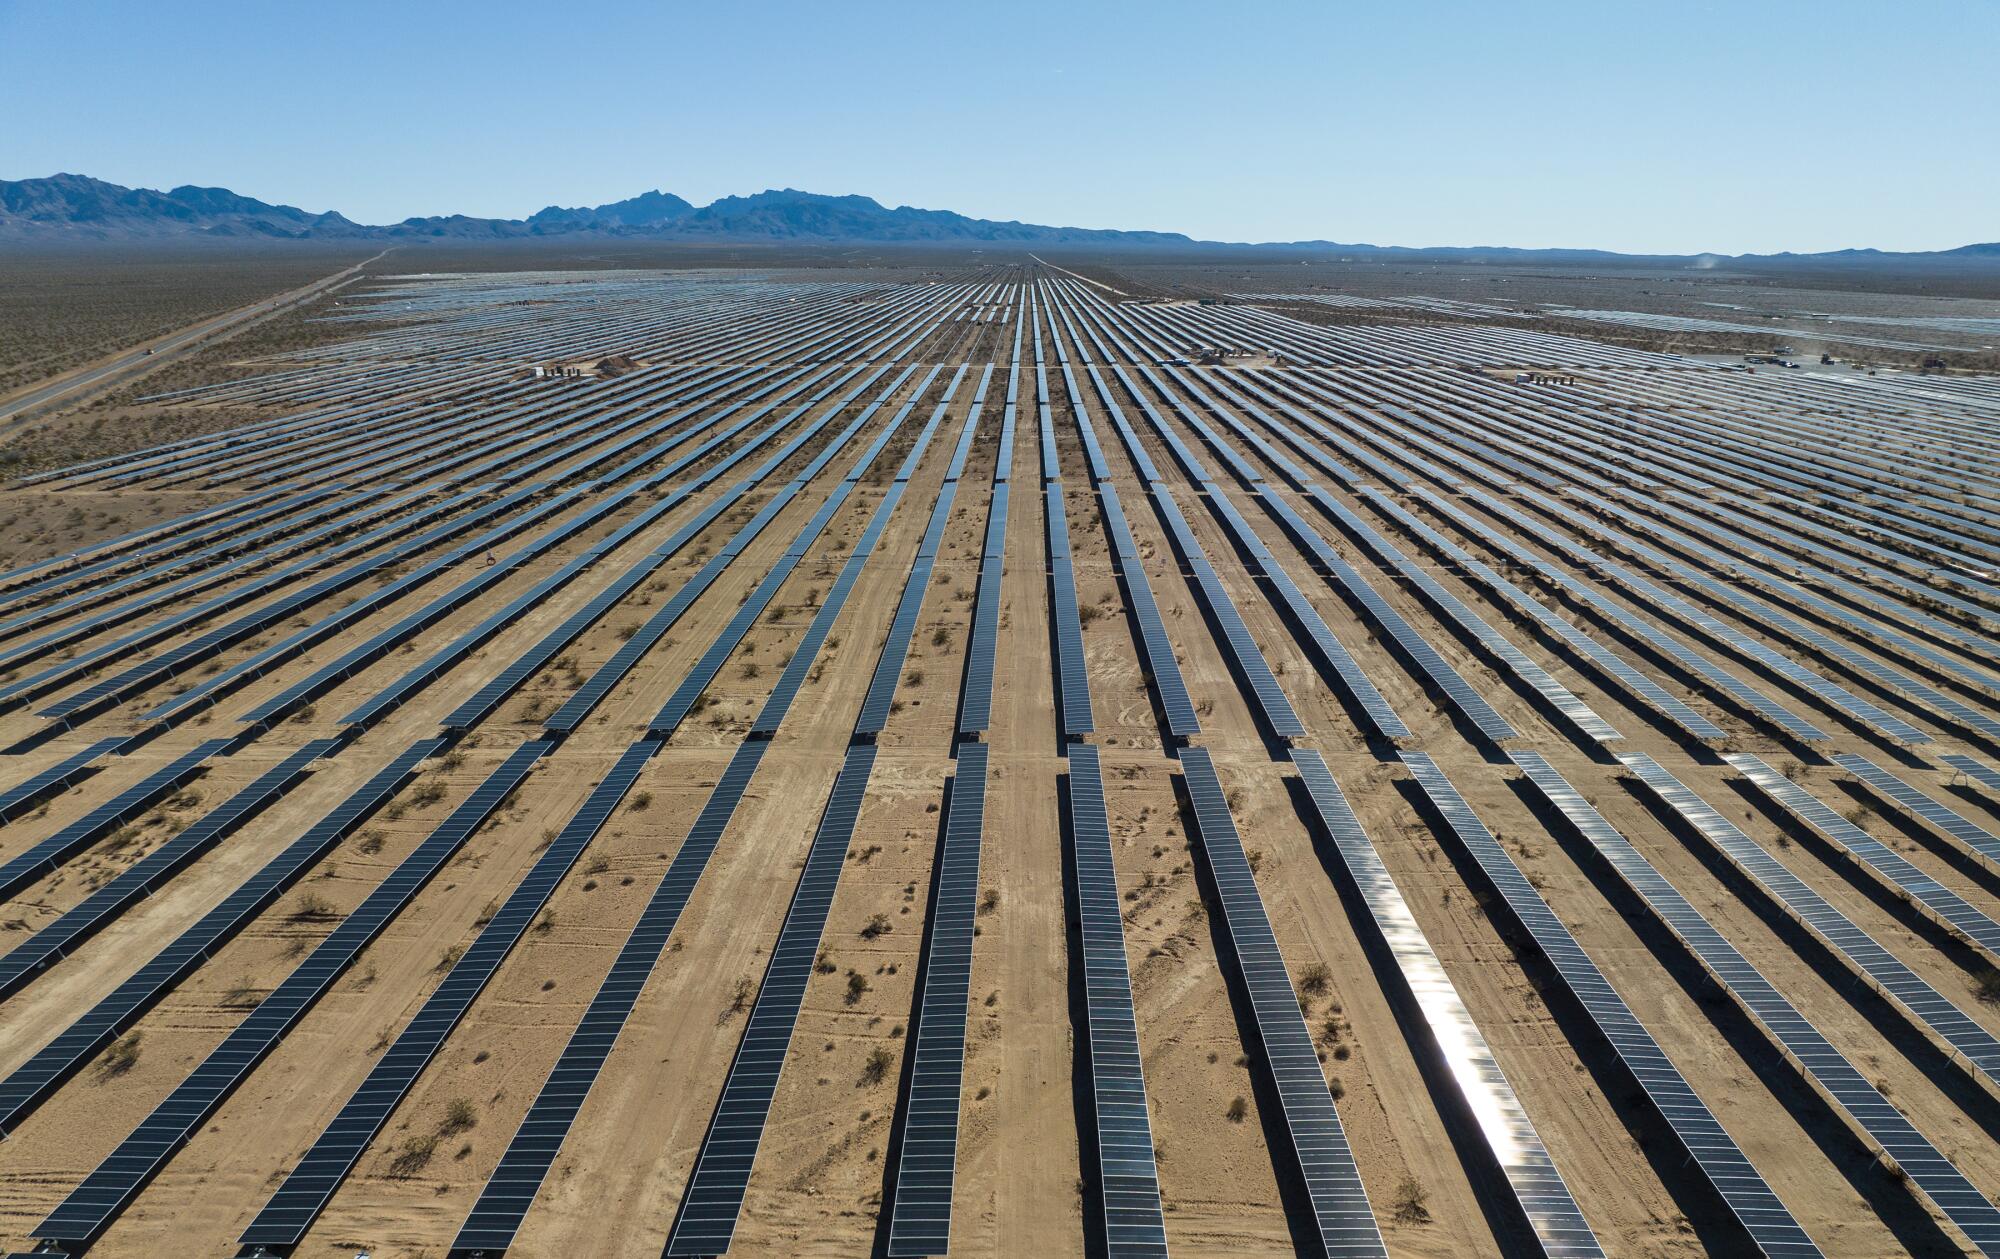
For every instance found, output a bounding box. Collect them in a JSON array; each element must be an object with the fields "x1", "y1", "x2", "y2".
[{"x1": 3, "y1": 0, "x2": 1994, "y2": 254}]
